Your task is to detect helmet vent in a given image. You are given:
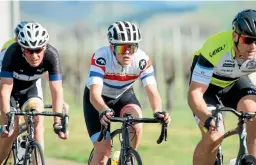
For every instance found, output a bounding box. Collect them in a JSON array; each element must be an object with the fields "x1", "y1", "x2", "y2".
[
  {"x1": 113, "y1": 28, "x2": 118, "y2": 40},
  {"x1": 27, "y1": 31, "x2": 31, "y2": 38},
  {"x1": 35, "y1": 31, "x2": 39, "y2": 37},
  {"x1": 117, "y1": 22, "x2": 124, "y2": 31},
  {"x1": 30, "y1": 41, "x2": 37, "y2": 46},
  {"x1": 127, "y1": 29, "x2": 131, "y2": 41},
  {"x1": 20, "y1": 32, "x2": 25, "y2": 38},
  {"x1": 121, "y1": 33, "x2": 125, "y2": 41}
]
